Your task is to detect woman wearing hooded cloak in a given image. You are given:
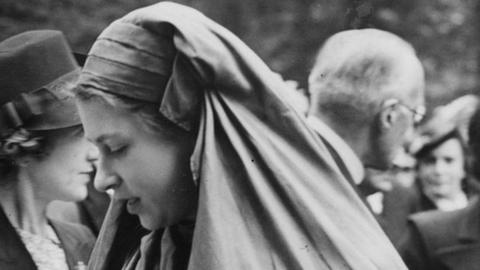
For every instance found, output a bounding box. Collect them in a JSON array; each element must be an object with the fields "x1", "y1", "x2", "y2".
[{"x1": 74, "y1": 2, "x2": 406, "y2": 269}]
